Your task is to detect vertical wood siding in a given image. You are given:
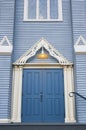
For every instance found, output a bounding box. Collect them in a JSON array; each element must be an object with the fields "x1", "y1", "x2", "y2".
[{"x1": 0, "y1": 0, "x2": 15, "y2": 119}]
